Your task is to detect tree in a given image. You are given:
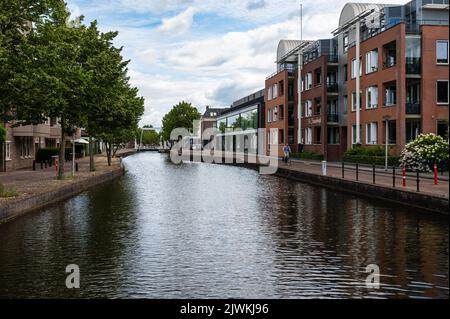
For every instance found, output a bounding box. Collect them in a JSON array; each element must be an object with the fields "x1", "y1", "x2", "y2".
[
  {"x1": 0, "y1": 0, "x2": 65, "y2": 172},
  {"x1": 161, "y1": 101, "x2": 201, "y2": 141},
  {"x1": 400, "y1": 133, "x2": 449, "y2": 172},
  {"x1": 12, "y1": 6, "x2": 91, "y2": 180},
  {"x1": 139, "y1": 128, "x2": 160, "y2": 146}
]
